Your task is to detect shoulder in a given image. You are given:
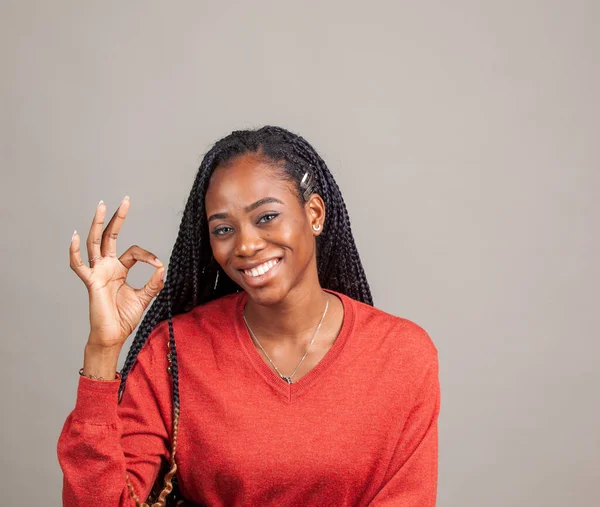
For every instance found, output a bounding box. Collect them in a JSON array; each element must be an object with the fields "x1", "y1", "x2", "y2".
[
  {"x1": 348, "y1": 295, "x2": 438, "y2": 365},
  {"x1": 175, "y1": 291, "x2": 241, "y2": 328},
  {"x1": 344, "y1": 296, "x2": 439, "y2": 405},
  {"x1": 144, "y1": 292, "x2": 242, "y2": 354}
]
